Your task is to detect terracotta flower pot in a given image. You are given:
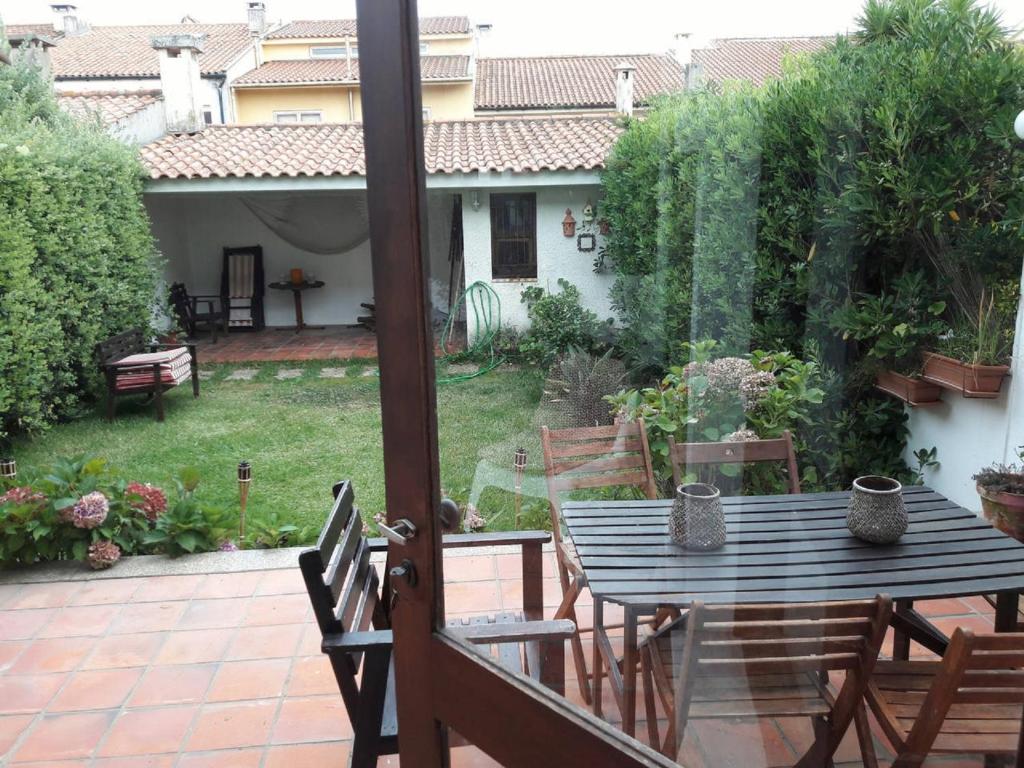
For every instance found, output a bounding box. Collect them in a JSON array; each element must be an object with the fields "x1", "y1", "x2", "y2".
[
  {"x1": 921, "y1": 352, "x2": 1009, "y2": 399},
  {"x1": 874, "y1": 370, "x2": 942, "y2": 407},
  {"x1": 978, "y1": 484, "x2": 1024, "y2": 542}
]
